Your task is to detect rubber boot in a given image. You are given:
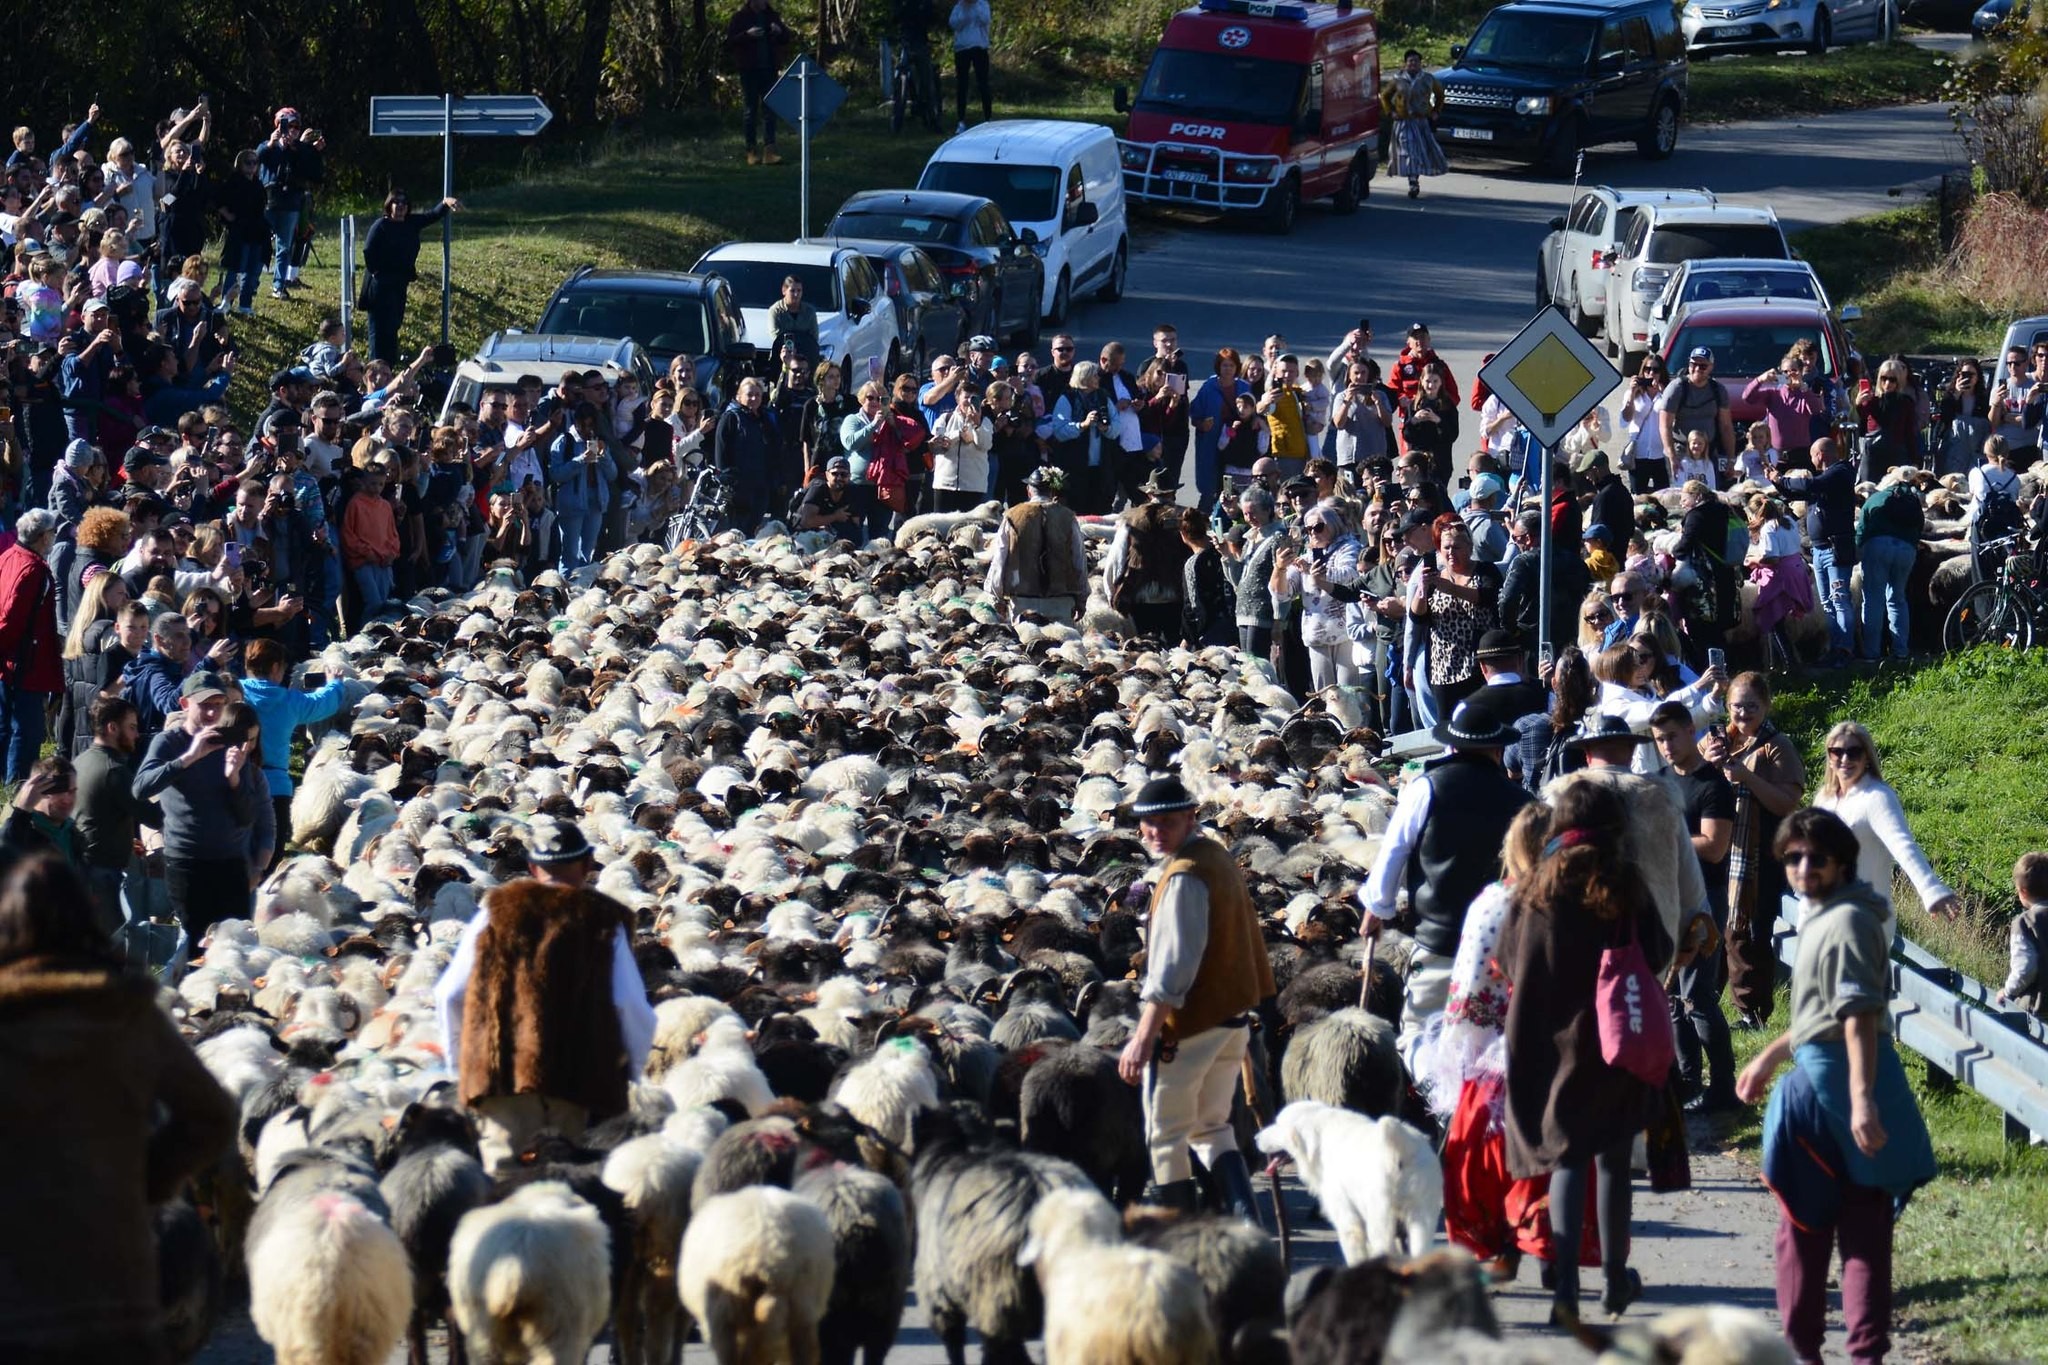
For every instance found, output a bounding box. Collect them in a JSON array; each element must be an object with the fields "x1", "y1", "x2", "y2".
[
  {"x1": 1209, "y1": 1150, "x2": 1263, "y2": 1227},
  {"x1": 1148, "y1": 1178, "x2": 1202, "y2": 1212}
]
